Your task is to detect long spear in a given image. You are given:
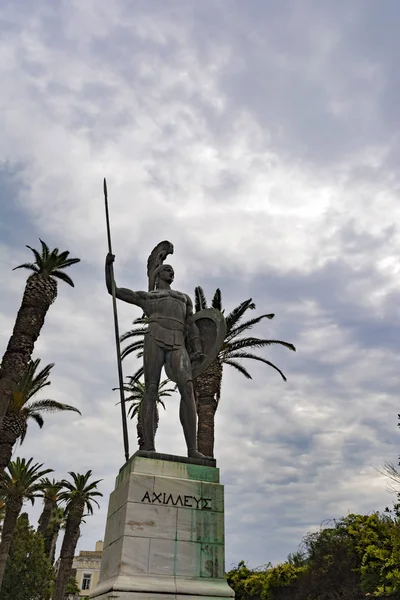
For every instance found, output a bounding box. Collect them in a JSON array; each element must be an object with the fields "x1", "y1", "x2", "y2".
[{"x1": 104, "y1": 178, "x2": 130, "y2": 463}]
